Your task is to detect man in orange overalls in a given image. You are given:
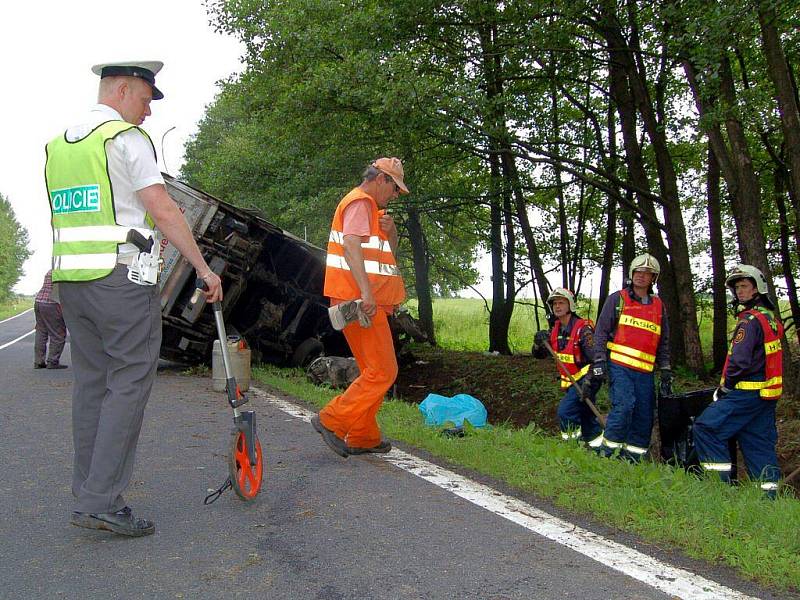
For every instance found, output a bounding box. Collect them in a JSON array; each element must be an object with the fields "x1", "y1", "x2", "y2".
[{"x1": 311, "y1": 158, "x2": 408, "y2": 457}]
